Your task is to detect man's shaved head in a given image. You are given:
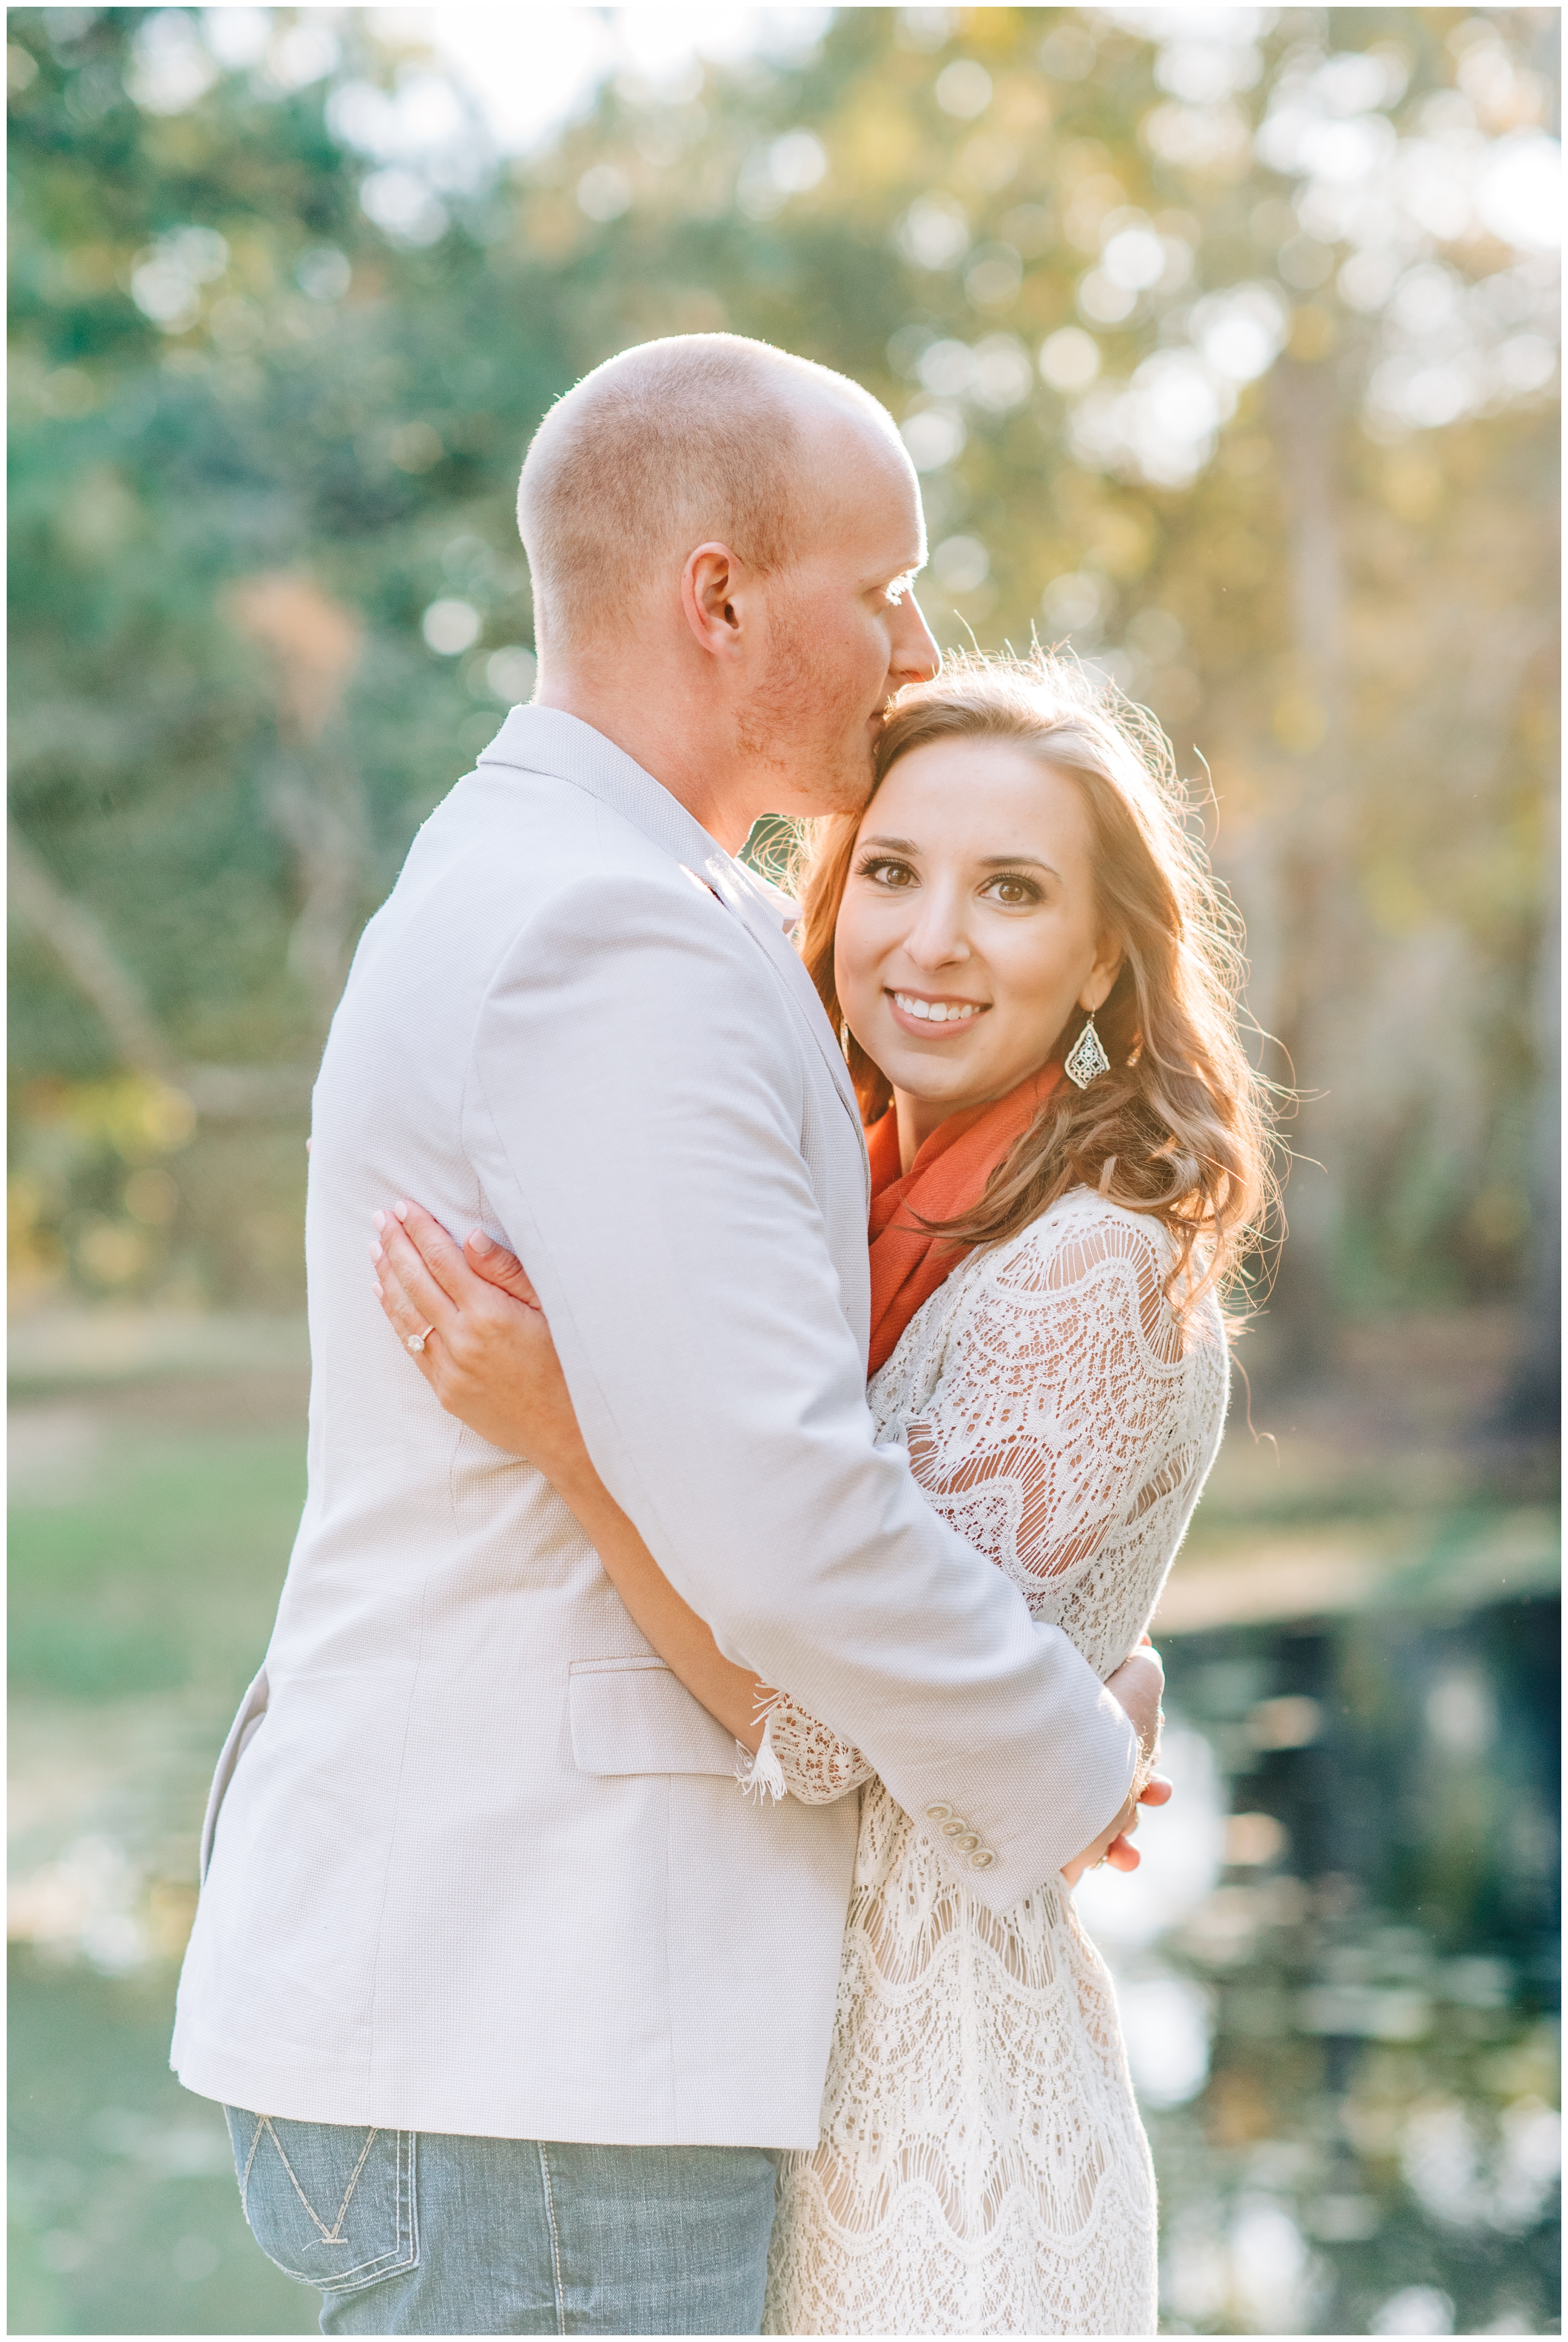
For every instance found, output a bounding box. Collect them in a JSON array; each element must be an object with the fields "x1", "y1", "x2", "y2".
[{"x1": 518, "y1": 334, "x2": 913, "y2": 654}]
